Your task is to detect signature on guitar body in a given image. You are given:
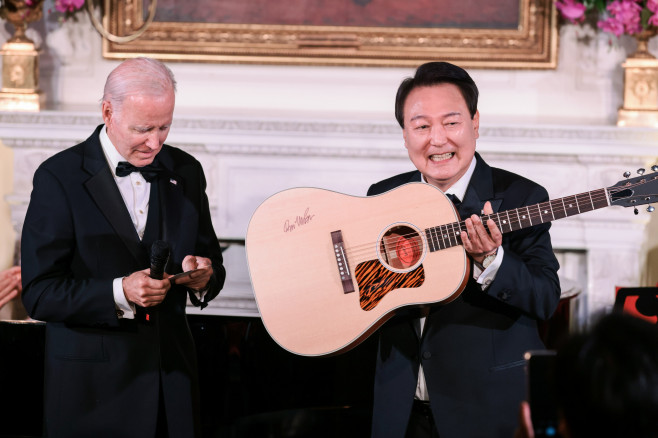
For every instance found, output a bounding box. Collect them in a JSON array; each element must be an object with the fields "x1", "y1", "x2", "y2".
[
  {"x1": 283, "y1": 208, "x2": 315, "y2": 233},
  {"x1": 246, "y1": 172, "x2": 658, "y2": 357}
]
